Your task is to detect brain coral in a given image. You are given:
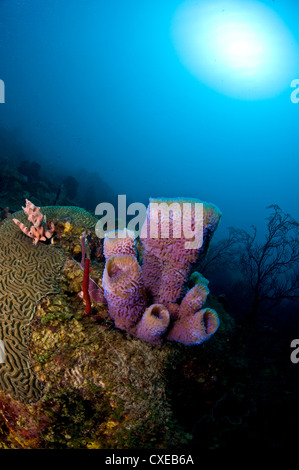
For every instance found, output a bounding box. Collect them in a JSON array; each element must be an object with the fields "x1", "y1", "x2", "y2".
[{"x1": 0, "y1": 206, "x2": 97, "y2": 403}]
